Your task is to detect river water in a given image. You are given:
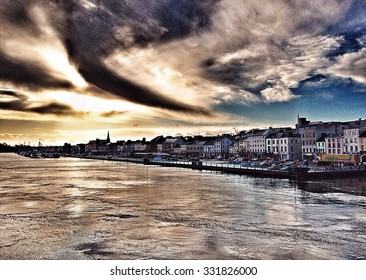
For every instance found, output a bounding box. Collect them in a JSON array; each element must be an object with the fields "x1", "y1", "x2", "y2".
[{"x1": 0, "y1": 153, "x2": 365, "y2": 260}]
